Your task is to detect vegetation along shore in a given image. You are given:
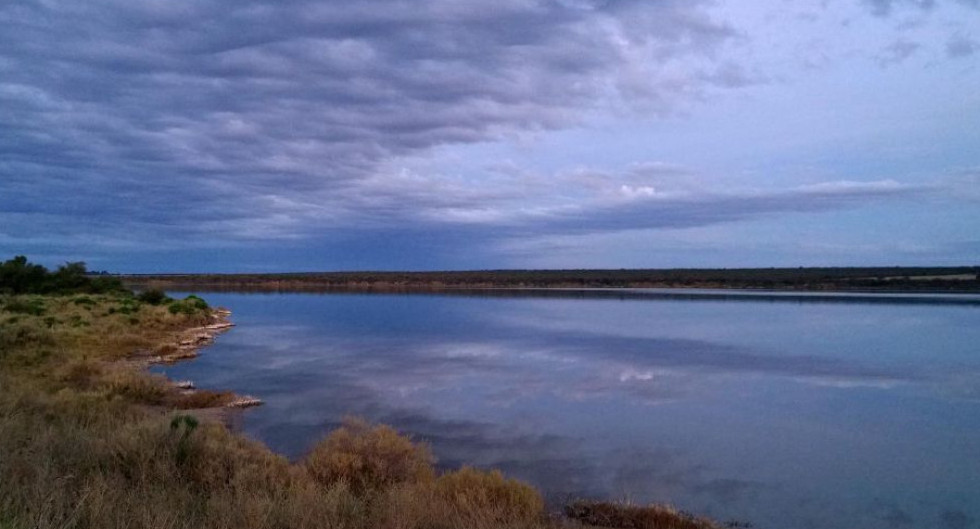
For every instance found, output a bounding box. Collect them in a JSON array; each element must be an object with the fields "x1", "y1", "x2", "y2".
[
  {"x1": 1, "y1": 255, "x2": 729, "y2": 529},
  {"x1": 120, "y1": 266, "x2": 980, "y2": 293}
]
